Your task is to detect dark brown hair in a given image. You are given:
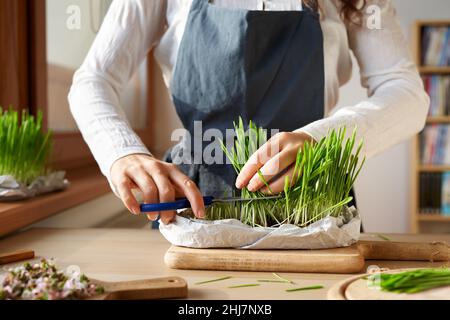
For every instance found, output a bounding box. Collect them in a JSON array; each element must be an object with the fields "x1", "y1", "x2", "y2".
[{"x1": 303, "y1": 0, "x2": 367, "y2": 24}]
